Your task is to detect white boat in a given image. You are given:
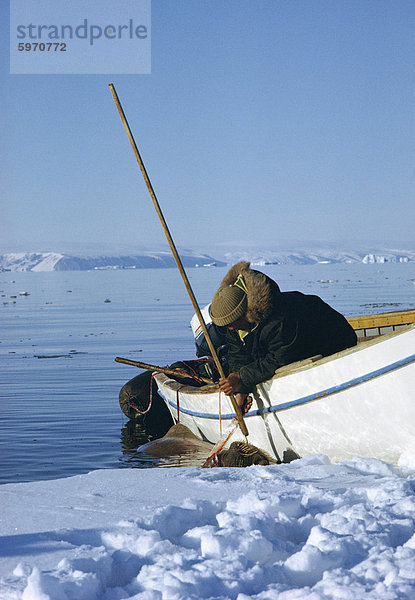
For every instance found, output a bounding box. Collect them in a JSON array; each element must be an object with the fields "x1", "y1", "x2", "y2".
[{"x1": 154, "y1": 310, "x2": 415, "y2": 464}]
